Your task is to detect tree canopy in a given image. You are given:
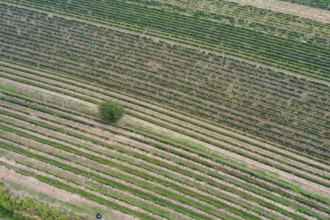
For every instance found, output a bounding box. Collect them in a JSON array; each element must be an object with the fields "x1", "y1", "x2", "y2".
[{"x1": 98, "y1": 100, "x2": 124, "y2": 124}]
